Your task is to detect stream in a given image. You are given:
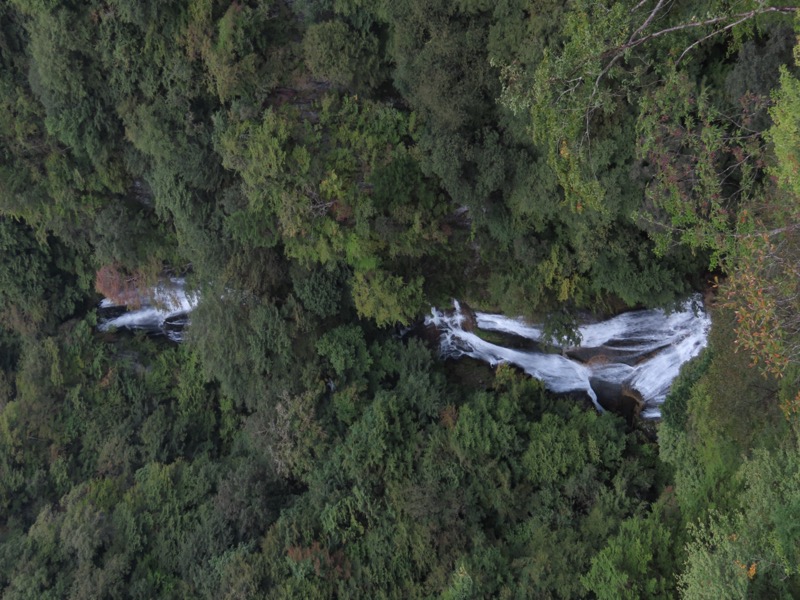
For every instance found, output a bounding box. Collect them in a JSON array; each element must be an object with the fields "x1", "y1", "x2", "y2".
[
  {"x1": 97, "y1": 279, "x2": 710, "y2": 418},
  {"x1": 425, "y1": 297, "x2": 711, "y2": 419},
  {"x1": 97, "y1": 278, "x2": 198, "y2": 342}
]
